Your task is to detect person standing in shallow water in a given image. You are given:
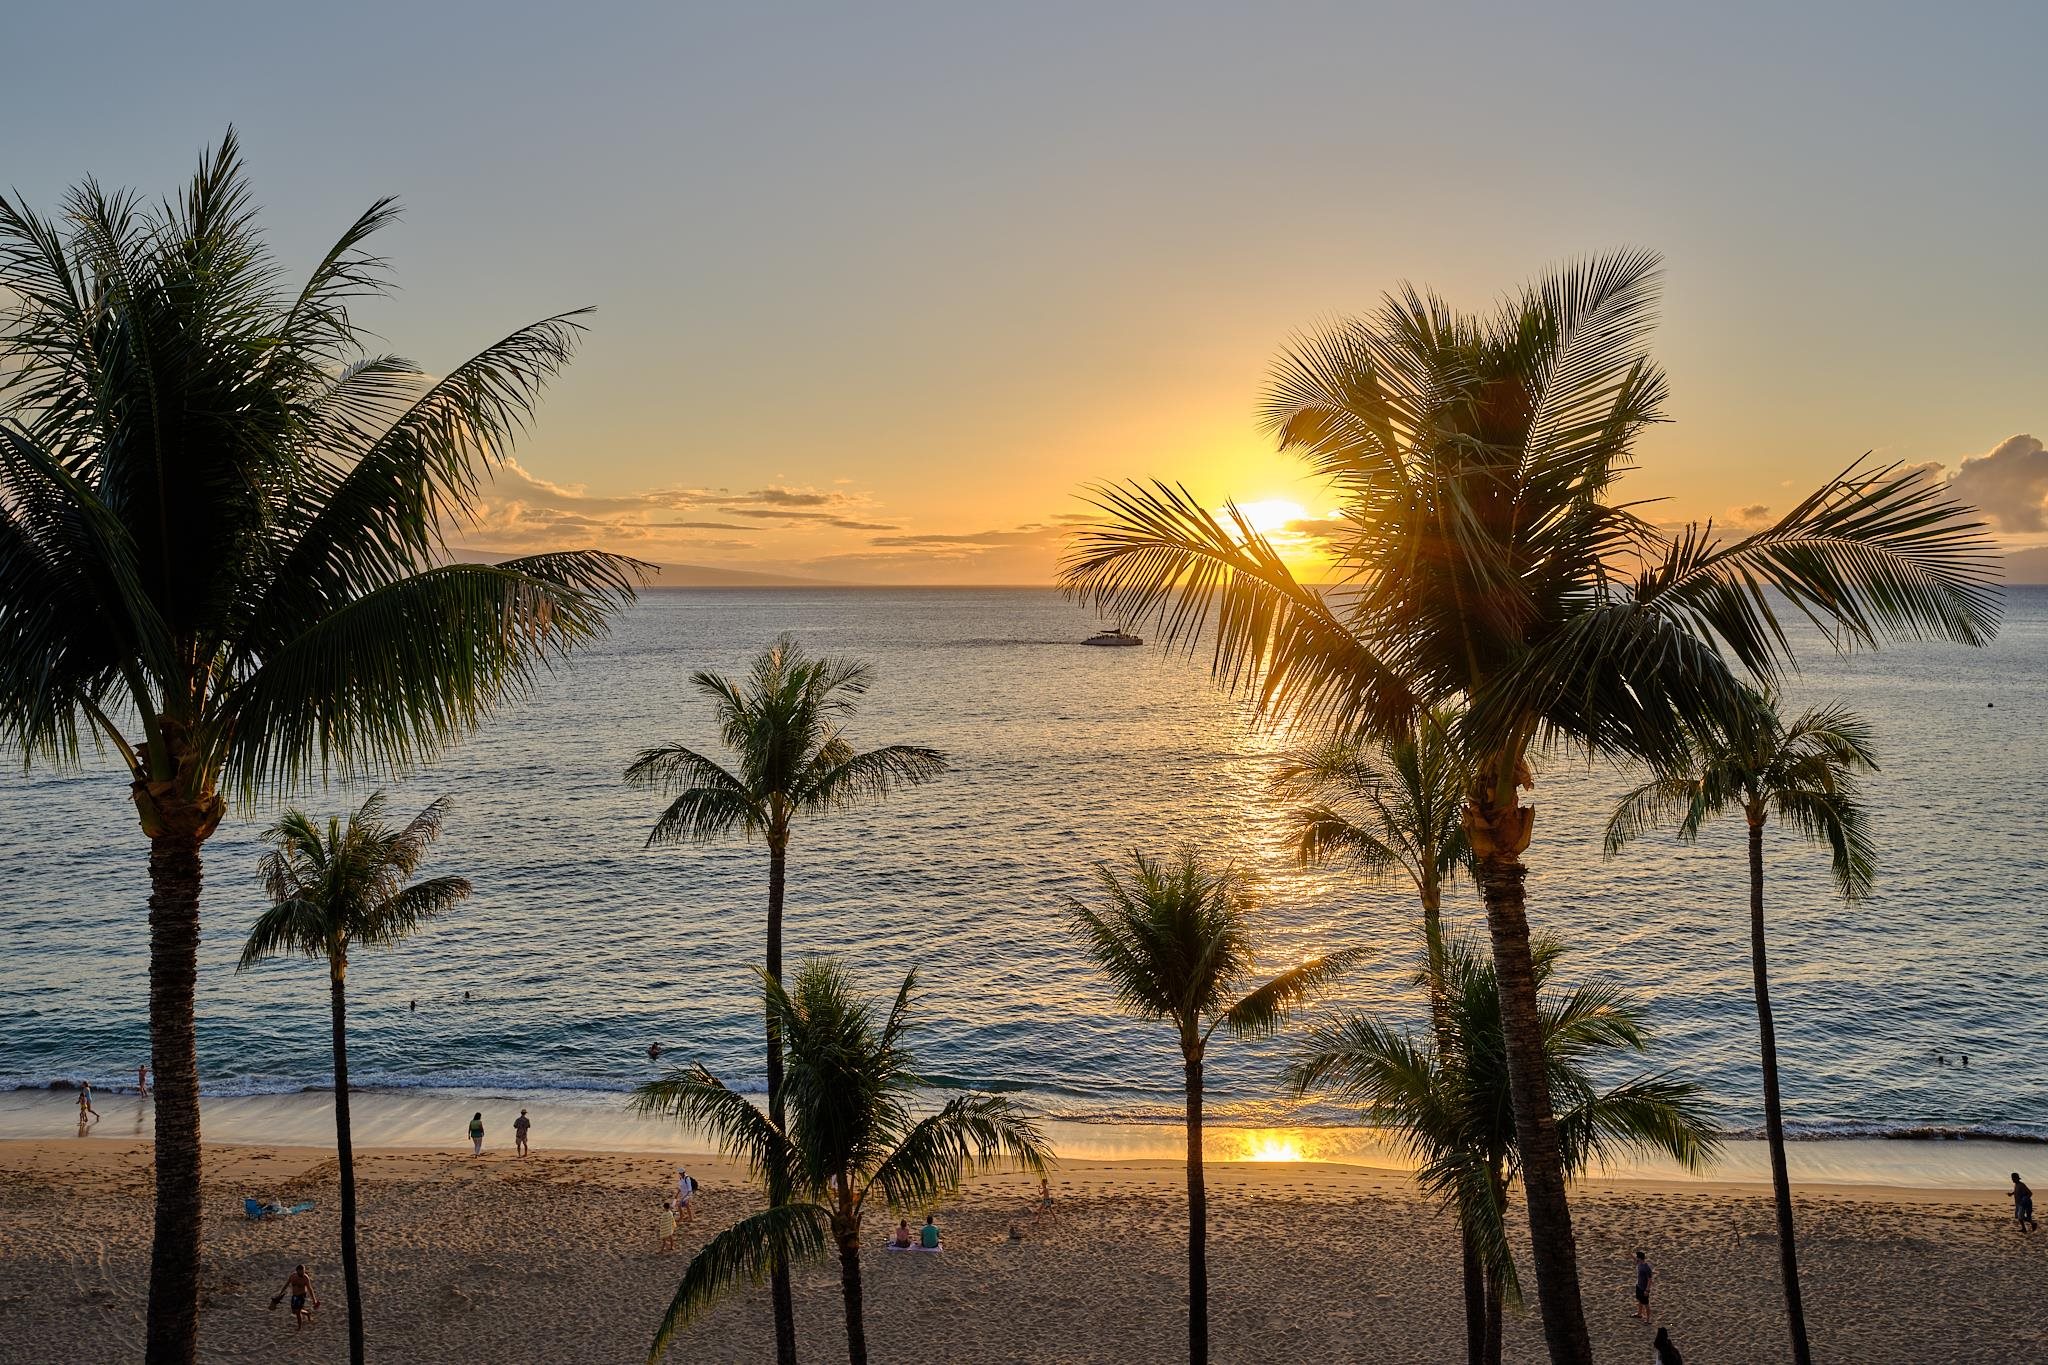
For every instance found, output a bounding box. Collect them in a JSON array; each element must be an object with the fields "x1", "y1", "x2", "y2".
[{"x1": 2012, "y1": 1173, "x2": 2036, "y2": 1232}]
